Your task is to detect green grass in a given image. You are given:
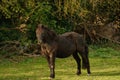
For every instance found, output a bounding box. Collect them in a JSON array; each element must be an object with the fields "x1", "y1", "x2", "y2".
[{"x1": 0, "y1": 46, "x2": 120, "y2": 80}]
